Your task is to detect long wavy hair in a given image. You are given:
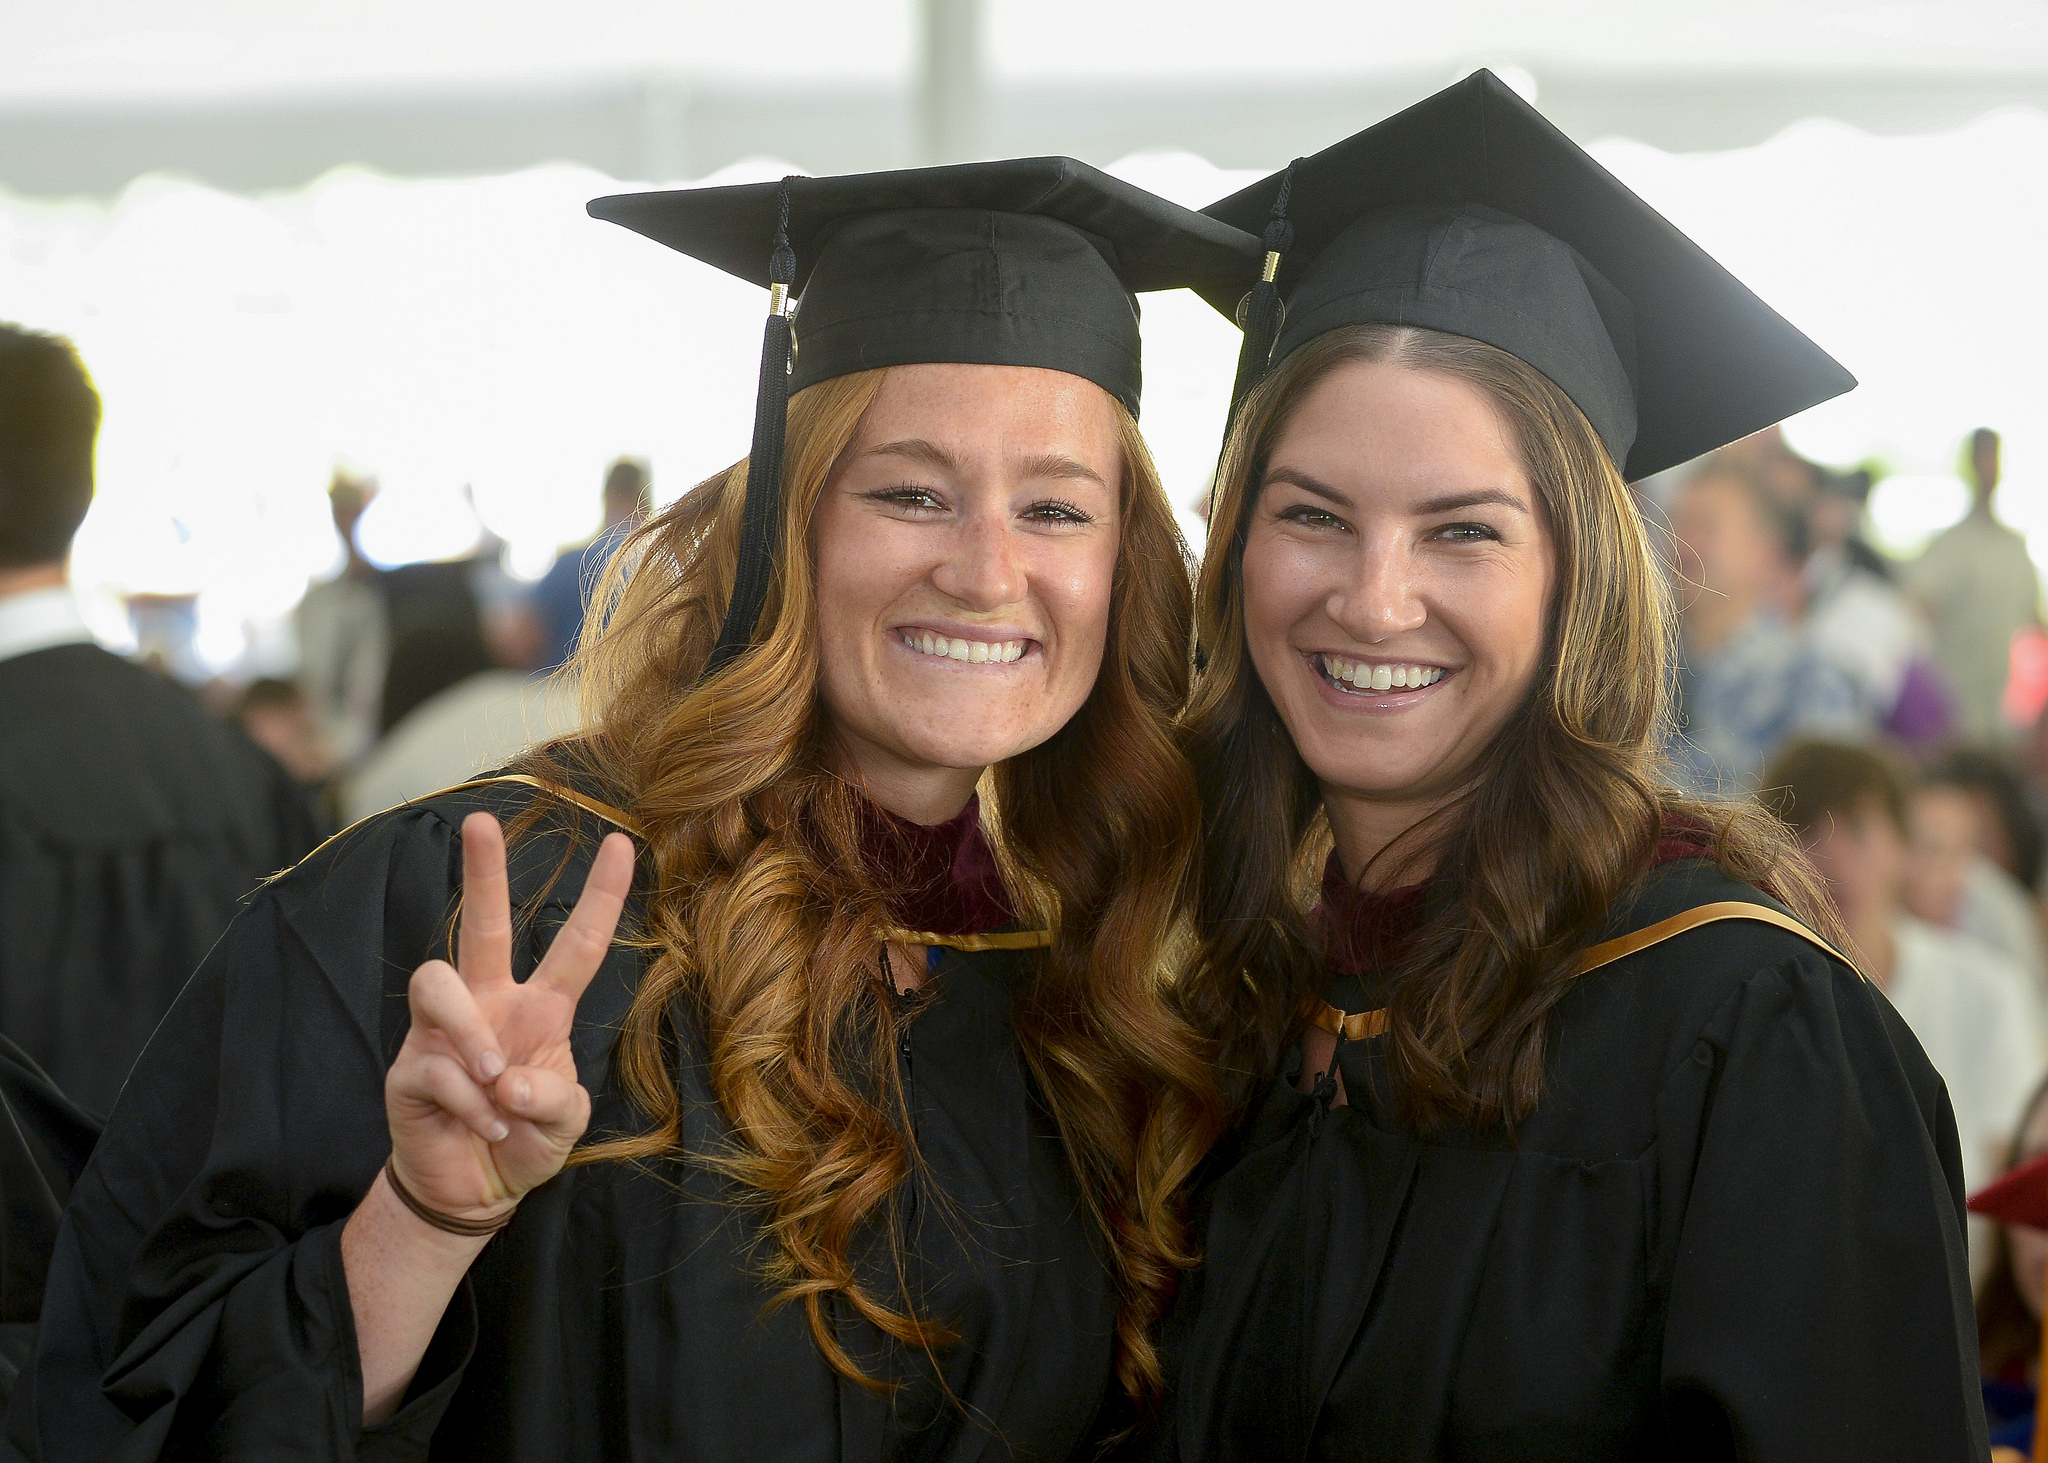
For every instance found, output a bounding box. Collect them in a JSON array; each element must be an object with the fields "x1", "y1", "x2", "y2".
[
  {"x1": 525, "y1": 367, "x2": 1219, "y2": 1407},
  {"x1": 1178, "y1": 323, "x2": 1845, "y2": 1128}
]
